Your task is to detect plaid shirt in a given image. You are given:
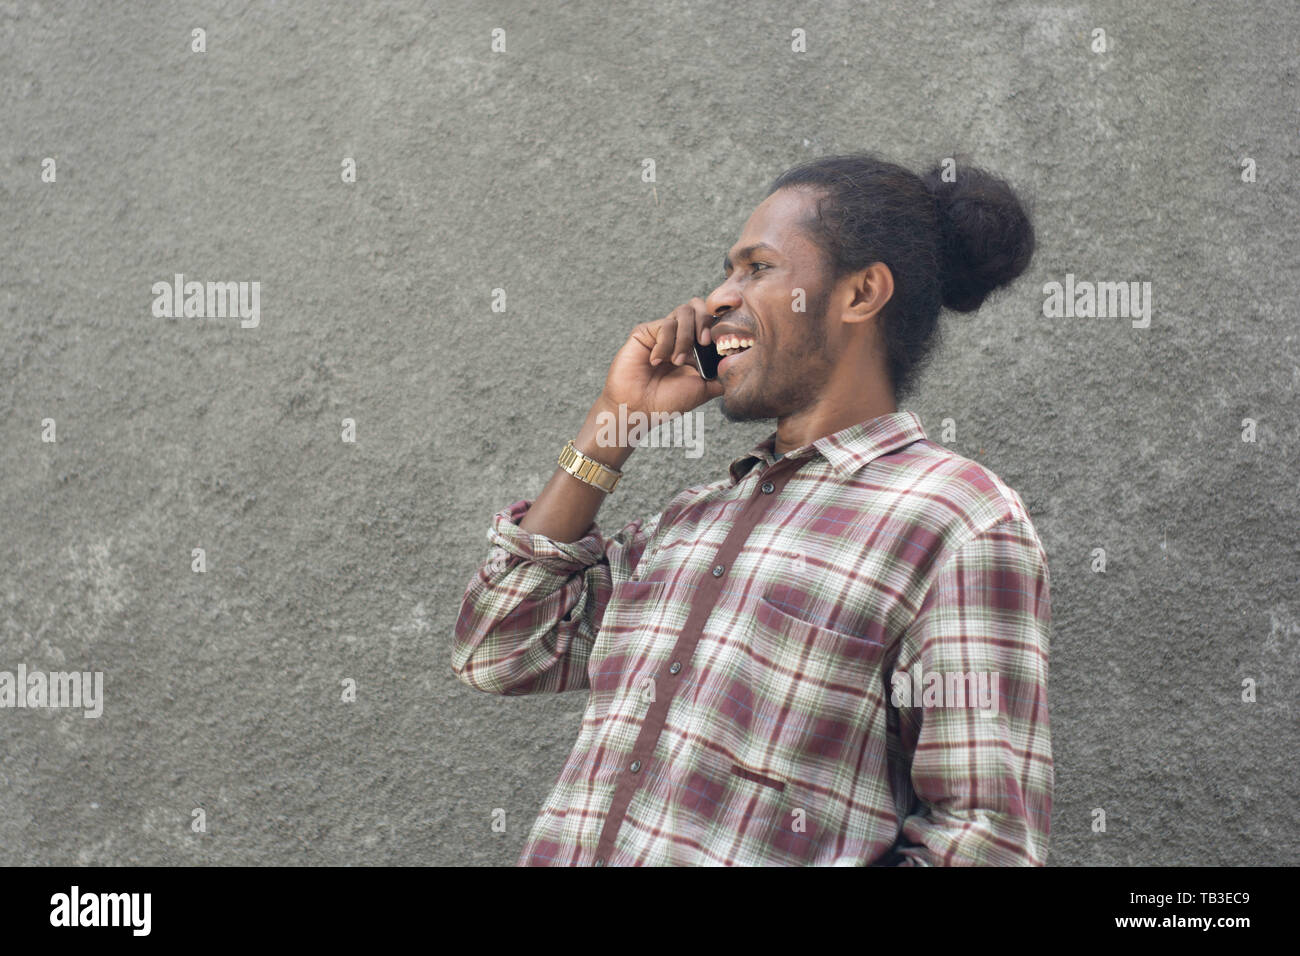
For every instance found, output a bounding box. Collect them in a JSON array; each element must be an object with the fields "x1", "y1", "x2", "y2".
[{"x1": 452, "y1": 410, "x2": 1053, "y2": 866}]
